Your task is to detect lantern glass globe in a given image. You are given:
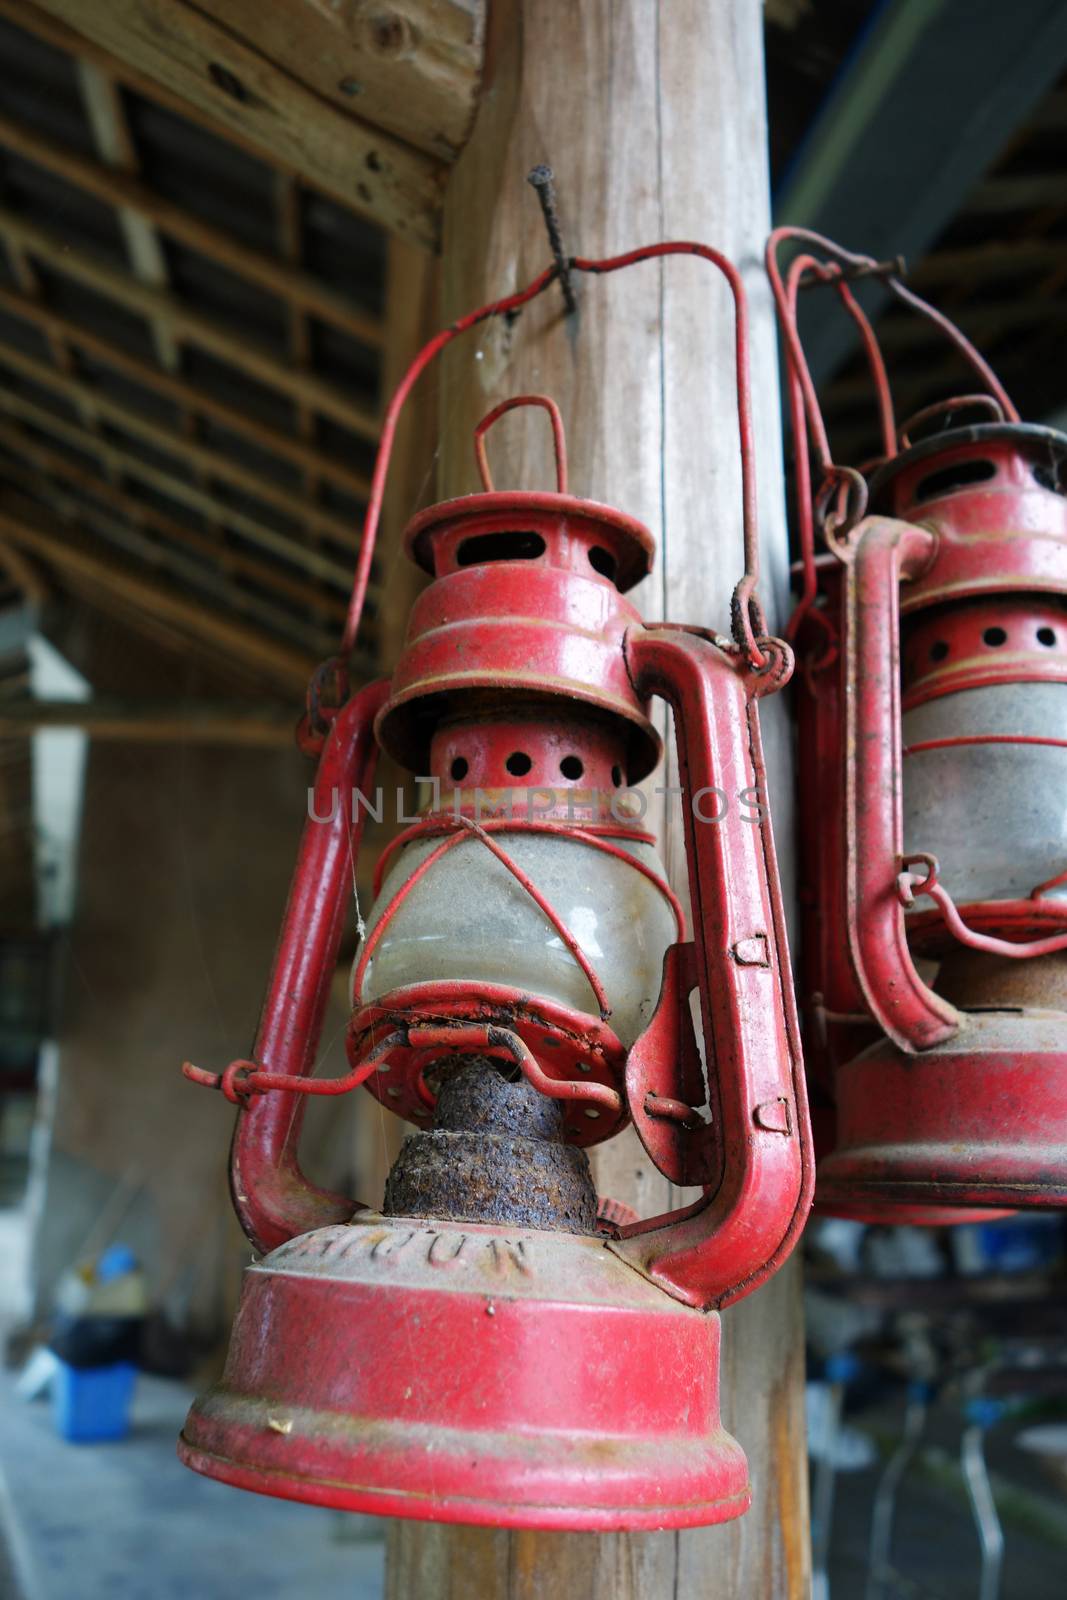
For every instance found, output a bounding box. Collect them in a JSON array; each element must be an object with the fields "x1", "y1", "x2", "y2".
[{"x1": 360, "y1": 831, "x2": 677, "y2": 1046}]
